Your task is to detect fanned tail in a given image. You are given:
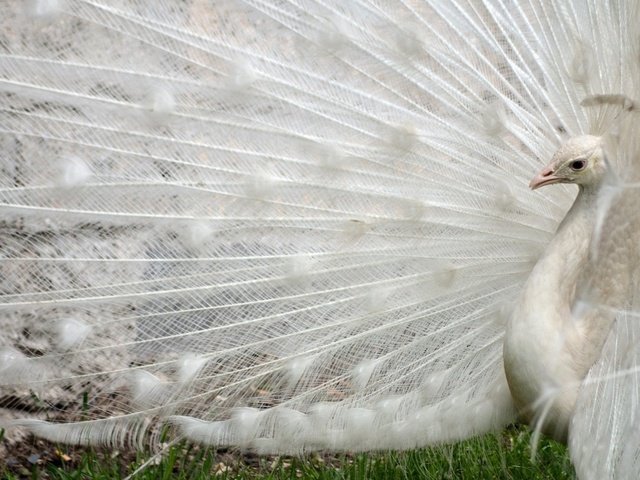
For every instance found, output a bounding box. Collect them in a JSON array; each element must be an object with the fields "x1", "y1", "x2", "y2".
[{"x1": 0, "y1": 0, "x2": 609, "y2": 453}]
